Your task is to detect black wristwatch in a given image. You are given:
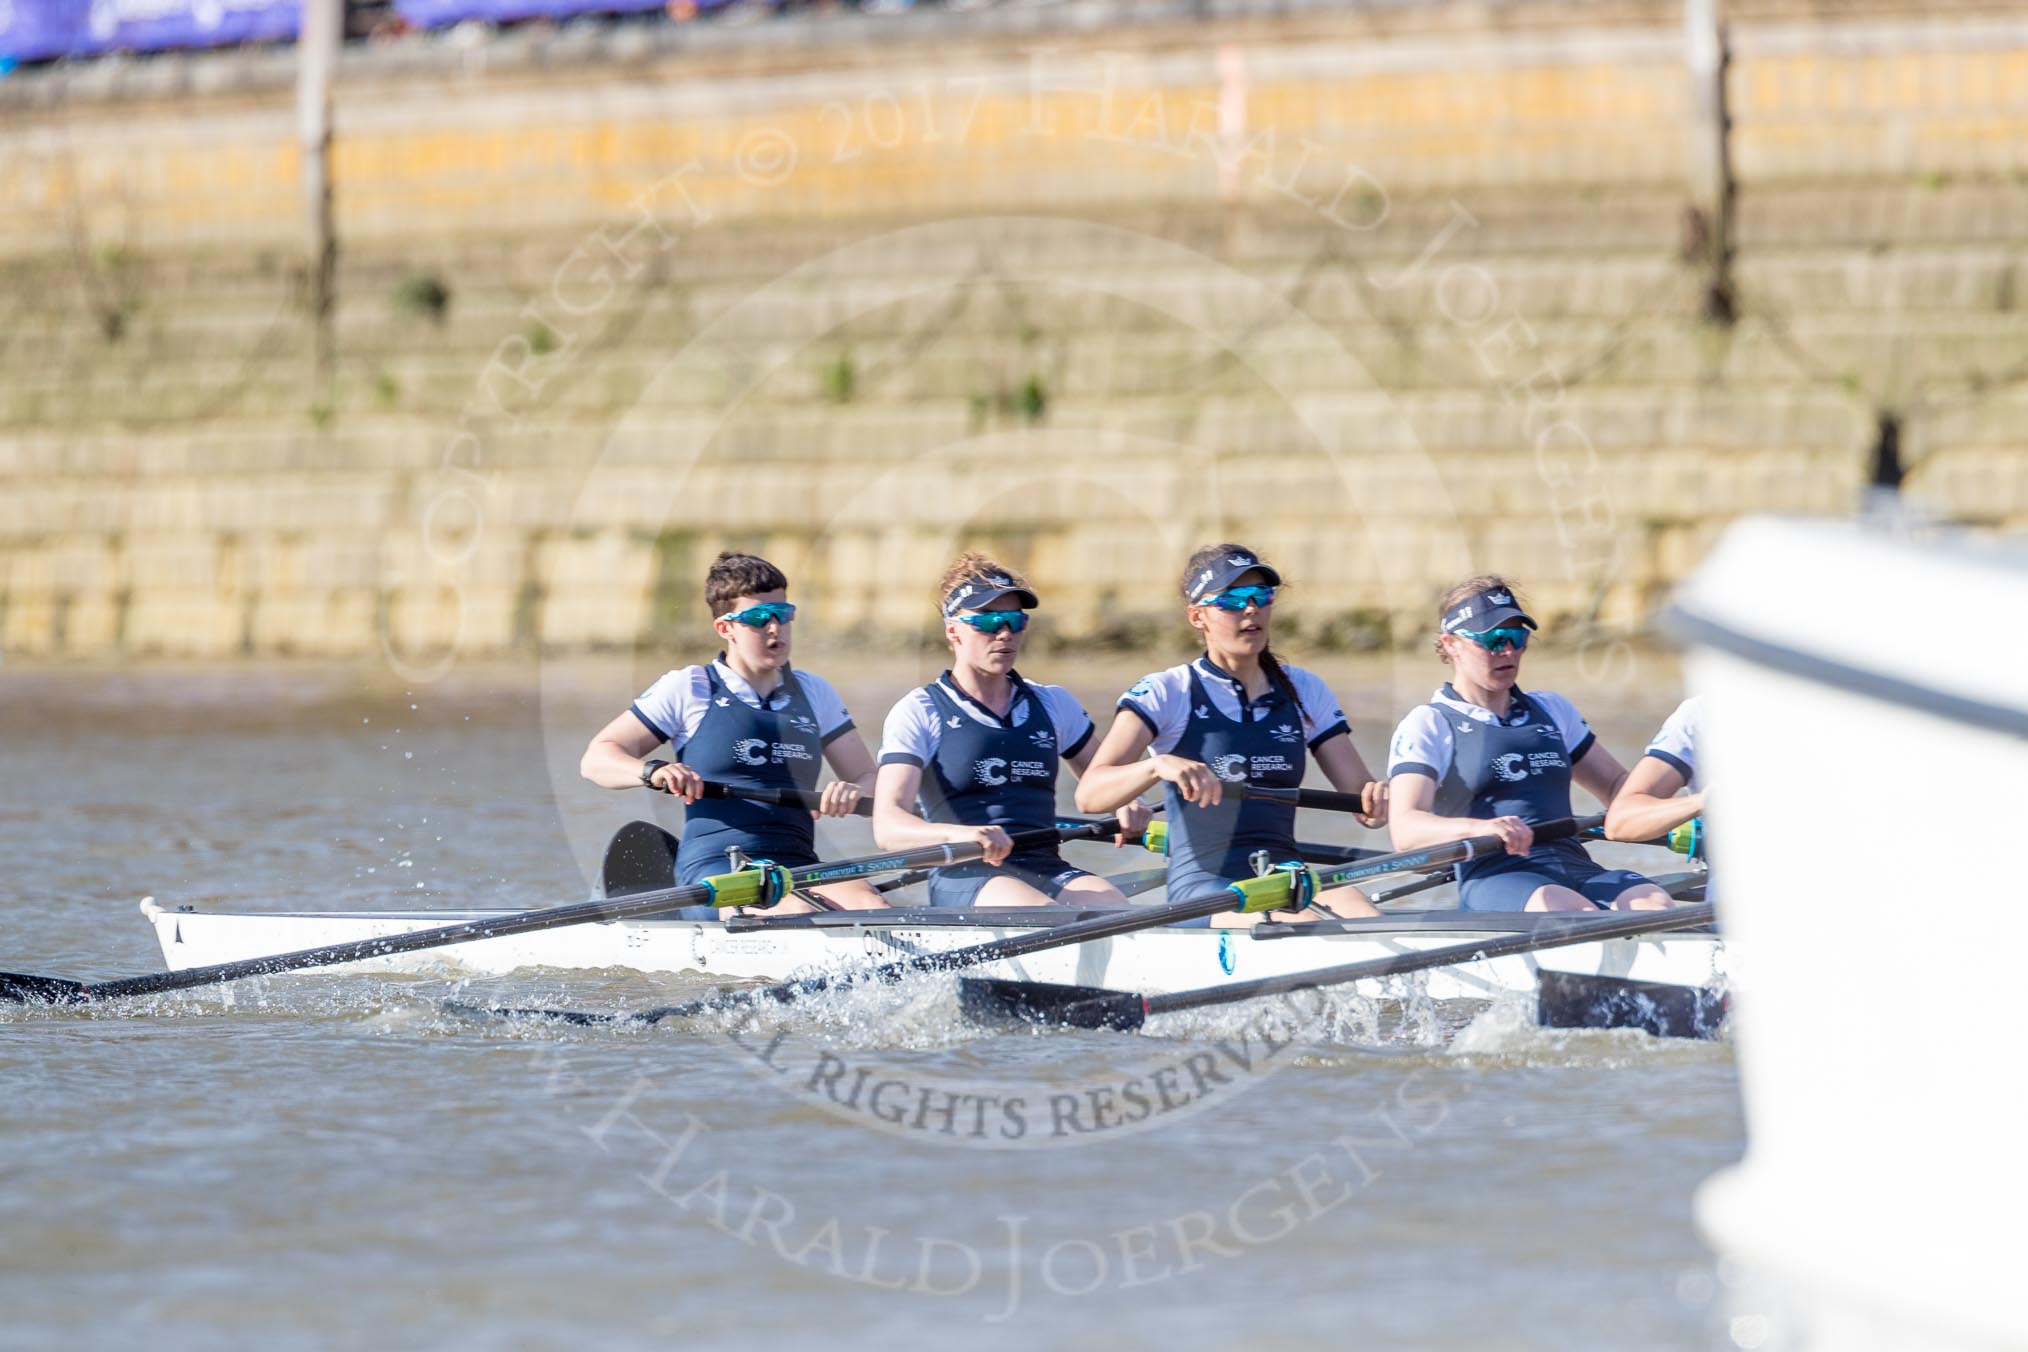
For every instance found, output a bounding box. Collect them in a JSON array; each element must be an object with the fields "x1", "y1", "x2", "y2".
[{"x1": 639, "y1": 758, "x2": 672, "y2": 790}]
